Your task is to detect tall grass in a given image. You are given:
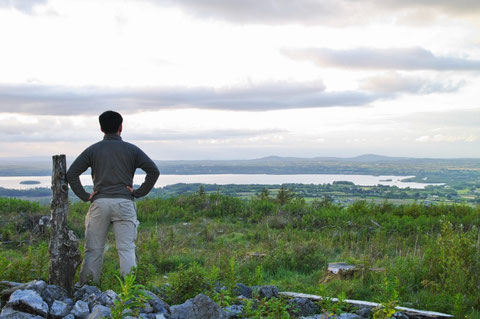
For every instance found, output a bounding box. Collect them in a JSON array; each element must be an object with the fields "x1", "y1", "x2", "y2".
[{"x1": 0, "y1": 194, "x2": 479, "y2": 317}]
